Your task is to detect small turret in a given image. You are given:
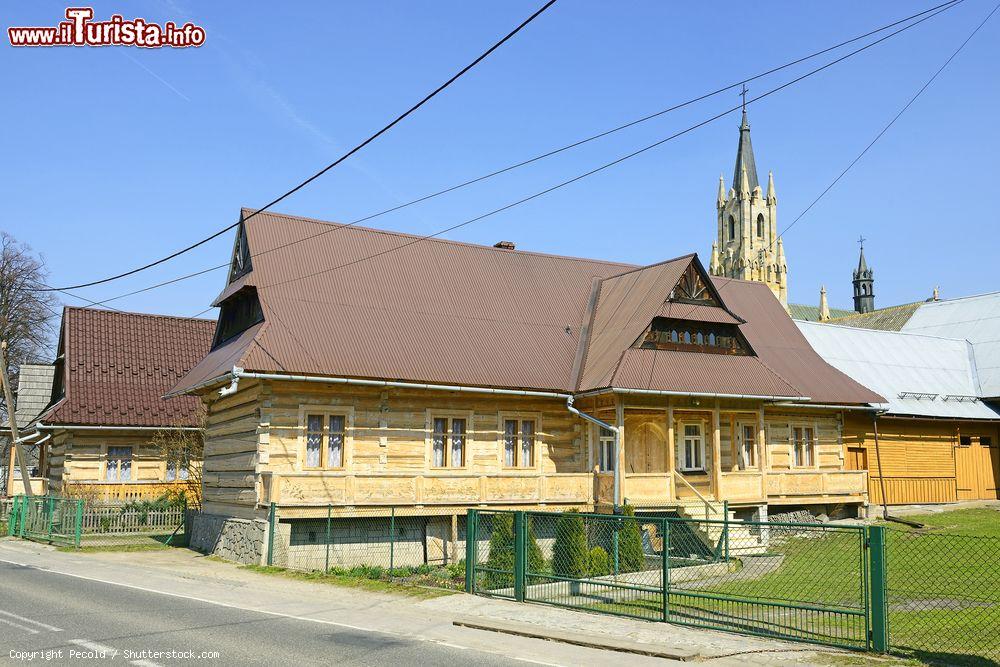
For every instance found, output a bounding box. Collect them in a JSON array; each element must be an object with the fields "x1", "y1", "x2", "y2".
[
  {"x1": 766, "y1": 171, "x2": 776, "y2": 204},
  {"x1": 710, "y1": 241, "x2": 721, "y2": 275},
  {"x1": 819, "y1": 285, "x2": 830, "y2": 321},
  {"x1": 717, "y1": 175, "x2": 726, "y2": 208},
  {"x1": 739, "y1": 164, "x2": 750, "y2": 198}
]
